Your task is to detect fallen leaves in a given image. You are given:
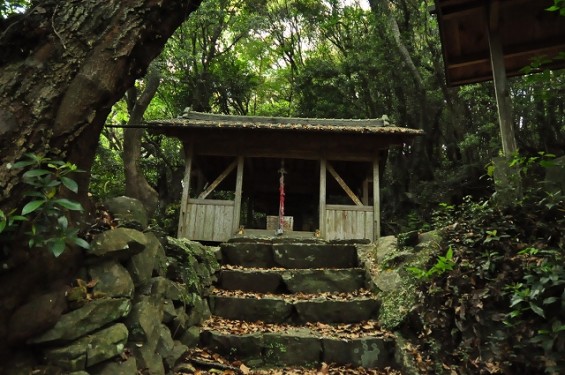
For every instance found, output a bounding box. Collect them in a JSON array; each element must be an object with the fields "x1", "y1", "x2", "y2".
[
  {"x1": 176, "y1": 348, "x2": 402, "y2": 374},
  {"x1": 201, "y1": 316, "x2": 394, "y2": 340},
  {"x1": 239, "y1": 363, "x2": 251, "y2": 374},
  {"x1": 211, "y1": 288, "x2": 375, "y2": 302}
]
